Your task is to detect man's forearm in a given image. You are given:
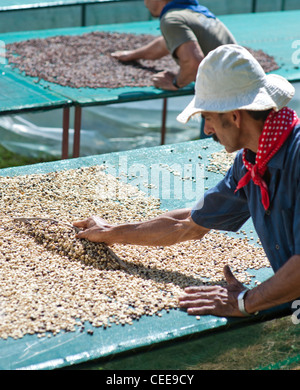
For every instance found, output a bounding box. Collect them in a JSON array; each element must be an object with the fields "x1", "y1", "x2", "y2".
[
  {"x1": 245, "y1": 254, "x2": 300, "y2": 313},
  {"x1": 102, "y1": 208, "x2": 209, "y2": 246},
  {"x1": 111, "y1": 36, "x2": 169, "y2": 63},
  {"x1": 132, "y1": 36, "x2": 169, "y2": 61},
  {"x1": 174, "y1": 40, "x2": 204, "y2": 88}
]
